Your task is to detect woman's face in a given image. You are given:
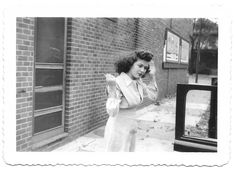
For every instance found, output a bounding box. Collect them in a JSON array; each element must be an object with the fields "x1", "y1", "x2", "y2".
[{"x1": 127, "y1": 59, "x2": 149, "y2": 80}]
